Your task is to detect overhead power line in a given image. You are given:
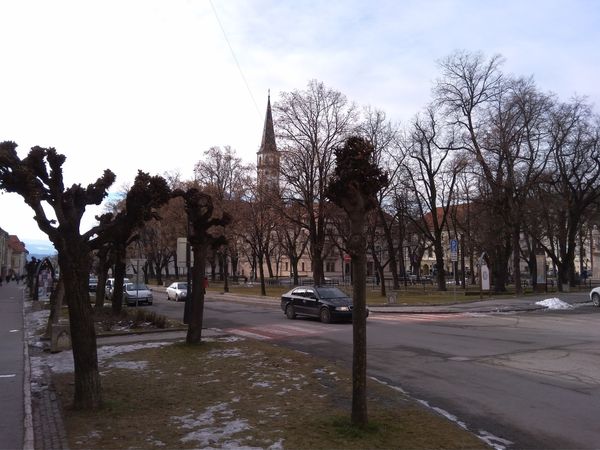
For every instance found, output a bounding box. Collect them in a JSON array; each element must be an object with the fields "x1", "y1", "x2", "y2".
[{"x1": 209, "y1": 0, "x2": 262, "y2": 119}]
